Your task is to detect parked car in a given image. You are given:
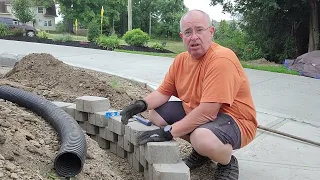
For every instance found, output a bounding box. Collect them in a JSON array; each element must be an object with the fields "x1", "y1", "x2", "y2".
[{"x1": 0, "y1": 17, "x2": 37, "y2": 37}]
